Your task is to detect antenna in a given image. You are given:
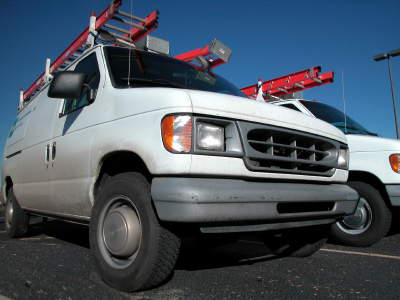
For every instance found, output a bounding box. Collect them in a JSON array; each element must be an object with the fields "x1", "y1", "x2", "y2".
[
  {"x1": 342, "y1": 70, "x2": 347, "y2": 134},
  {"x1": 127, "y1": 0, "x2": 134, "y2": 87}
]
